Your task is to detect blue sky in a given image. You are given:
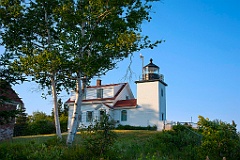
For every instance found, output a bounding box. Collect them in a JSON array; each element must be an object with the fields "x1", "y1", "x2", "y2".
[{"x1": 3, "y1": 1, "x2": 240, "y2": 129}]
